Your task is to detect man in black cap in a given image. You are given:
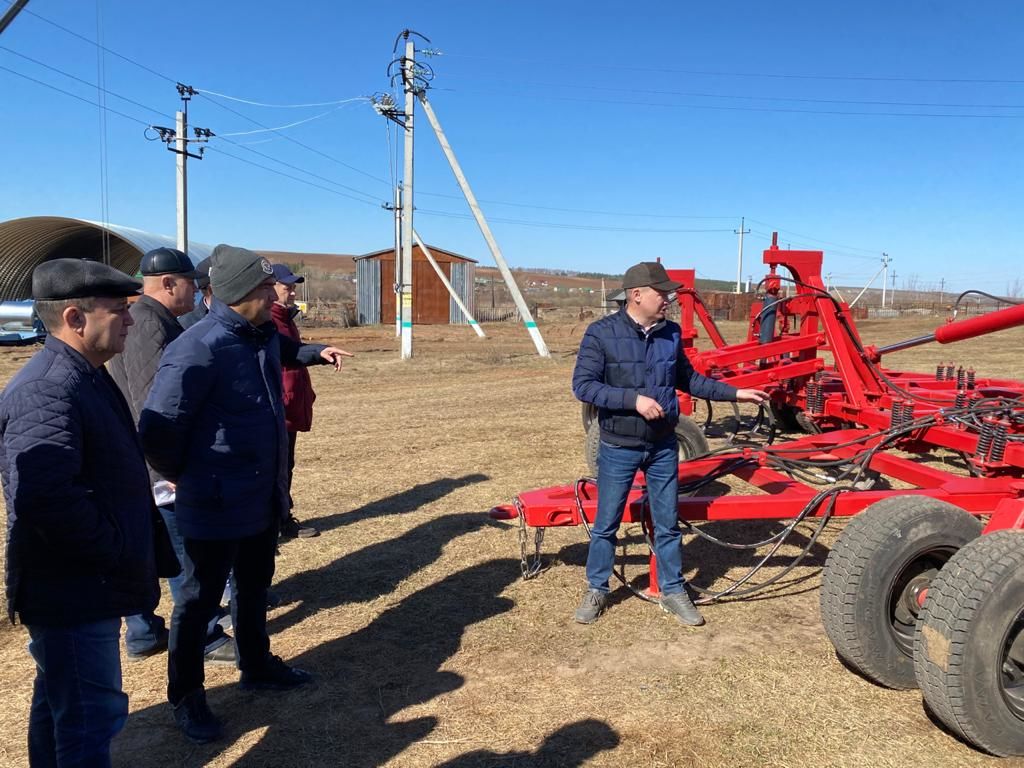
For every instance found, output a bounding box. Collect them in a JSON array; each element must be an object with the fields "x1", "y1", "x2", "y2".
[
  {"x1": 140, "y1": 244, "x2": 348, "y2": 743},
  {"x1": 1, "y1": 258, "x2": 160, "y2": 766},
  {"x1": 571, "y1": 261, "x2": 768, "y2": 626},
  {"x1": 108, "y1": 247, "x2": 236, "y2": 665}
]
